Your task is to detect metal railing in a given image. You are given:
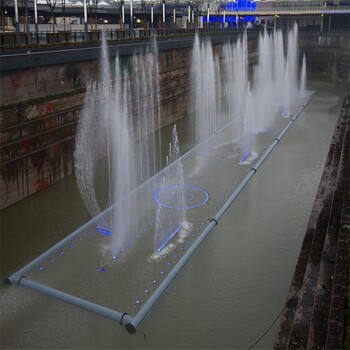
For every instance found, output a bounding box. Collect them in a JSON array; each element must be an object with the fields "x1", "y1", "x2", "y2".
[{"x1": 0, "y1": 27, "x2": 242, "y2": 49}]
